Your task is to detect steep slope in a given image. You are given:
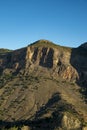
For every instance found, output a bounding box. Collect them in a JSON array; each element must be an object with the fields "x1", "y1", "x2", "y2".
[{"x1": 0, "y1": 40, "x2": 87, "y2": 130}]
